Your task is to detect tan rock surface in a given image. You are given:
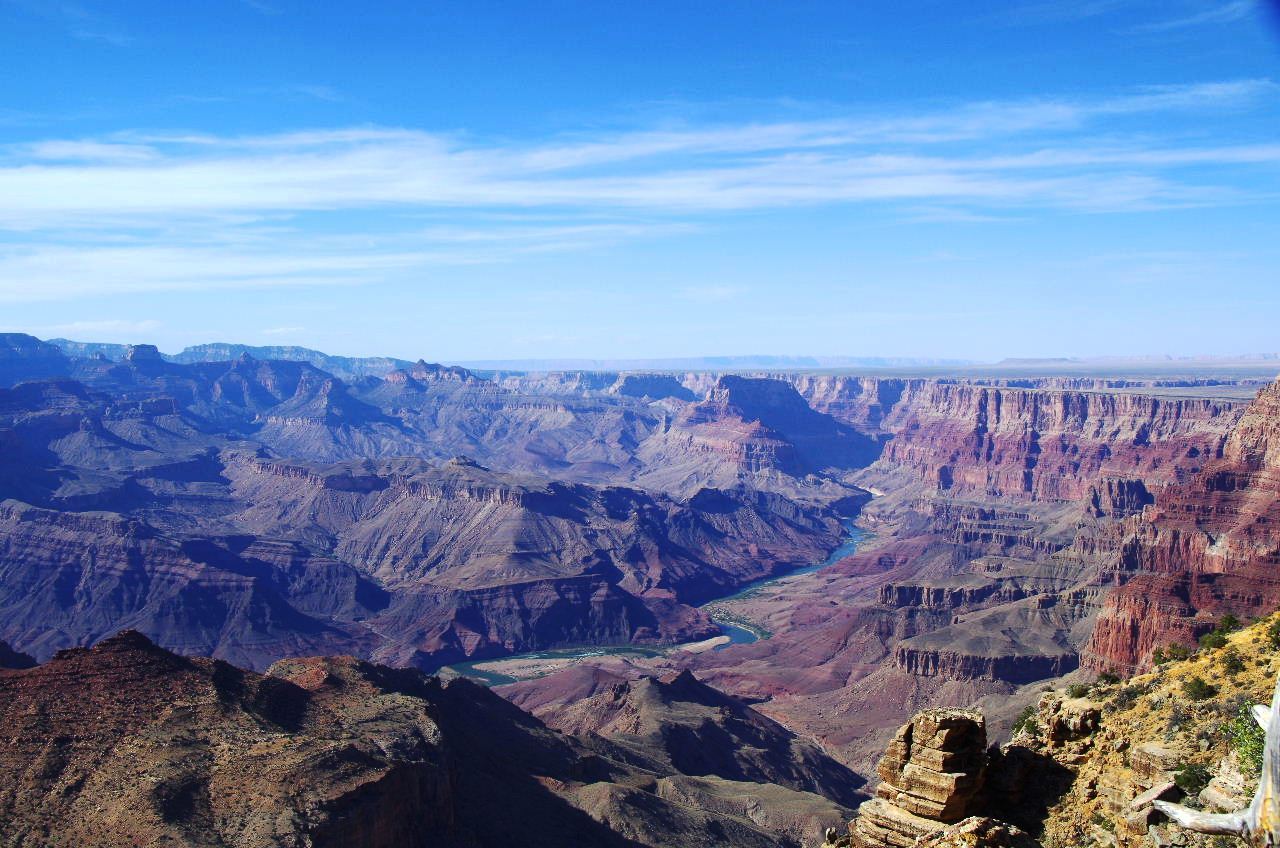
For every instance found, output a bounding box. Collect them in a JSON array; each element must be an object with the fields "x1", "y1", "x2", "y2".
[{"x1": 848, "y1": 709, "x2": 990, "y2": 847}]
